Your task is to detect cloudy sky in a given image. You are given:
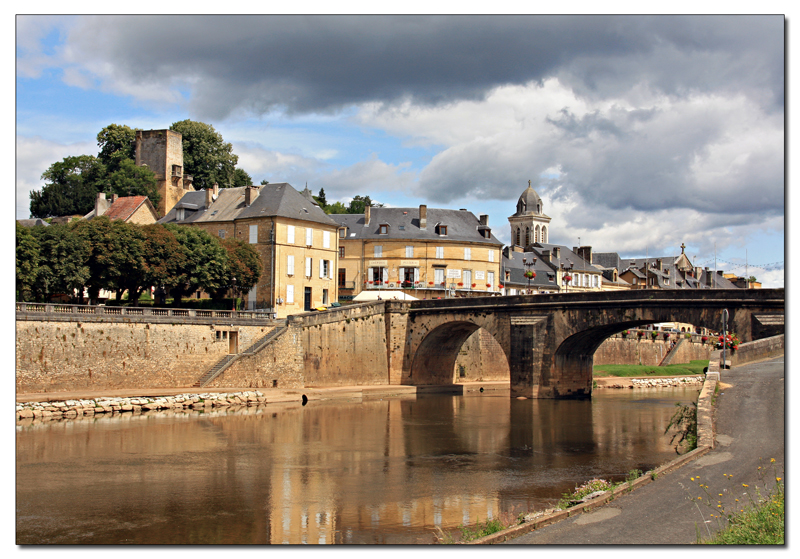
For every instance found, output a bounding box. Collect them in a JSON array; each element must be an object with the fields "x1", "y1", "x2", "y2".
[{"x1": 15, "y1": 14, "x2": 786, "y2": 287}]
